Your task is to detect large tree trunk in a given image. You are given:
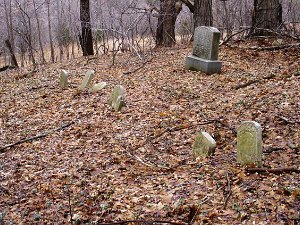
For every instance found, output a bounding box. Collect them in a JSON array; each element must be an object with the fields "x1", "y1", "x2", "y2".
[
  {"x1": 80, "y1": 0, "x2": 94, "y2": 56},
  {"x1": 194, "y1": 0, "x2": 213, "y2": 28},
  {"x1": 156, "y1": 0, "x2": 181, "y2": 47},
  {"x1": 252, "y1": 0, "x2": 282, "y2": 35}
]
